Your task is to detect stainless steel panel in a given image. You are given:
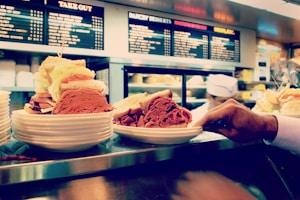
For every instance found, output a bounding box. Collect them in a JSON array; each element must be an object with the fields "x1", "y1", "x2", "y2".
[{"x1": 0, "y1": 134, "x2": 253, "y2": 185}]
